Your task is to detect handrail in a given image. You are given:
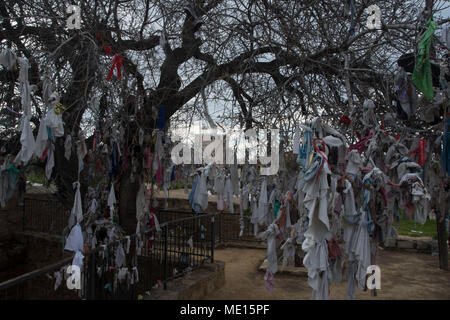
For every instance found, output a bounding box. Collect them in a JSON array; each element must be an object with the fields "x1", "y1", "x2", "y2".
[
  {"x1": 0, "y1": 256, "x2": 74, "y2": 290},
  {"x1": 159, "y1": 212, "x2": 217, "y2": 224},
  {"x1": 158, "y1": 208, "x2": 239, "y2": 215},
  {"x1": 87, "y1": 212, "x2": 218, "y2": 255},
  {"x1": 158, "y1": 208, "x2": 209, "y2": 214},
  {"x1": 1, "y1": 212, "x2": 219, "y2": 294}
]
